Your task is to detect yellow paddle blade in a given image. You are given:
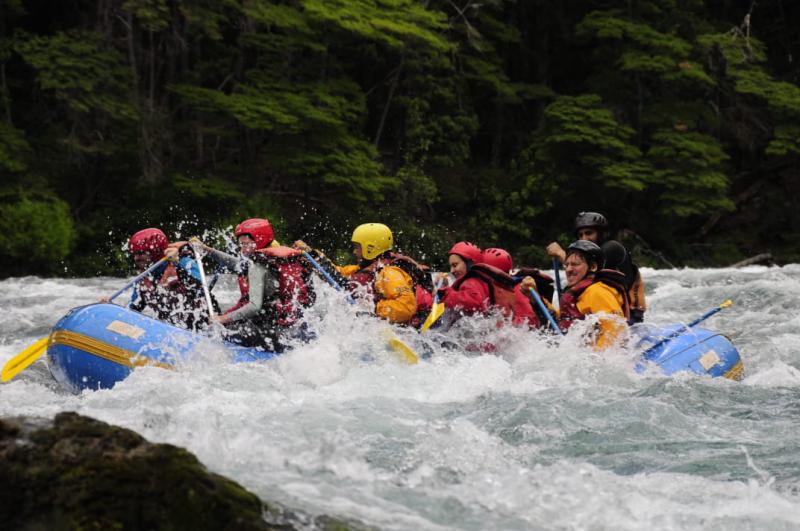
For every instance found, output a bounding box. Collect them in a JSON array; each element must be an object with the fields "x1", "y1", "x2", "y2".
[
  {"x1": 720, "y1": 299, "x2": 733, "y2": 309},
  {"x1": 420, "y1": 301, "x2": 445, "y2": 334},
  {"x1": 380, "y1": 328, "x2": 419, "y2": 365},
  {"x1": 1, "y1": 337, "x2": 49, "y2": 382}
]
